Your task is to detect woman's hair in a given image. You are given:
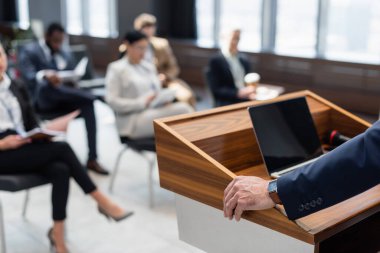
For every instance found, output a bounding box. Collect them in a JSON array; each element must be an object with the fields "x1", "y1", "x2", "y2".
[
  {"x1": 123, "y1": 30, "x2": 147, "y2": 45},
  {"x1": 134, "y1": 13, "x2": 157, "y2": 30}
]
